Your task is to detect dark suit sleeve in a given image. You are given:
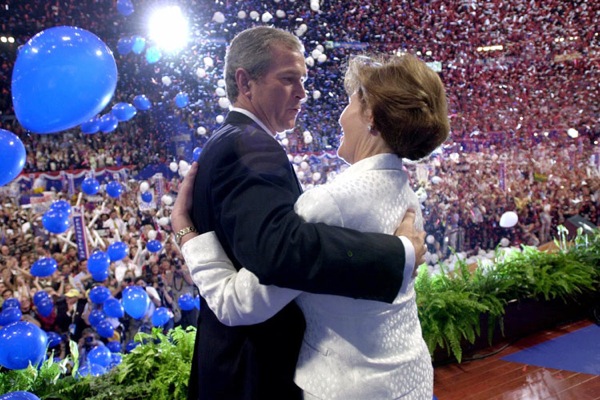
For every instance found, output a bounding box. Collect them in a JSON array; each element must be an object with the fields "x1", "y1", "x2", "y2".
[{"x1": 210, "y1": 128, "x2": 406, "y2": 303}]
